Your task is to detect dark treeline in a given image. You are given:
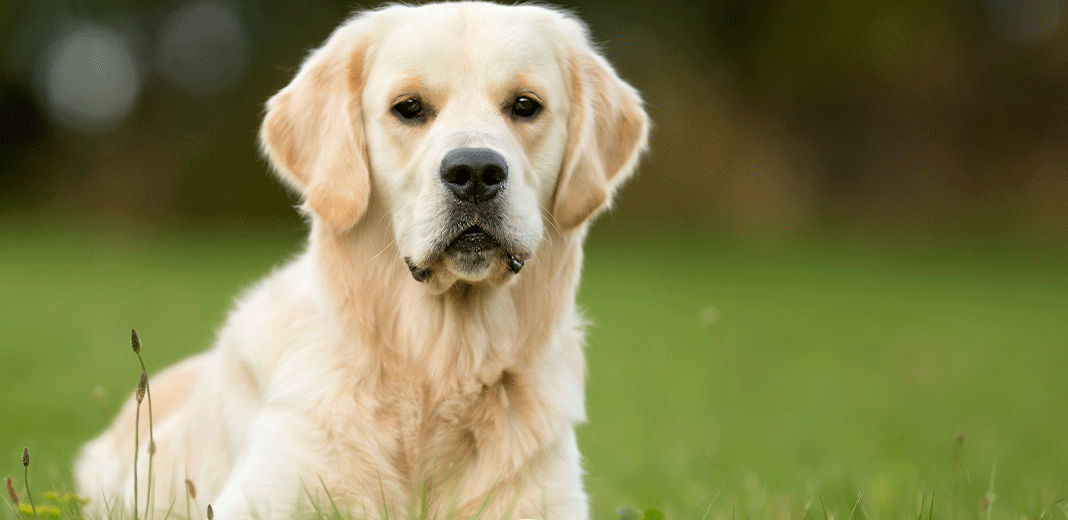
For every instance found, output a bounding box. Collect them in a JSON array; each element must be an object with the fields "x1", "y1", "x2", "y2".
[{"x1": 1, "y1": 0, "x2": 1065, "y2": 234}]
